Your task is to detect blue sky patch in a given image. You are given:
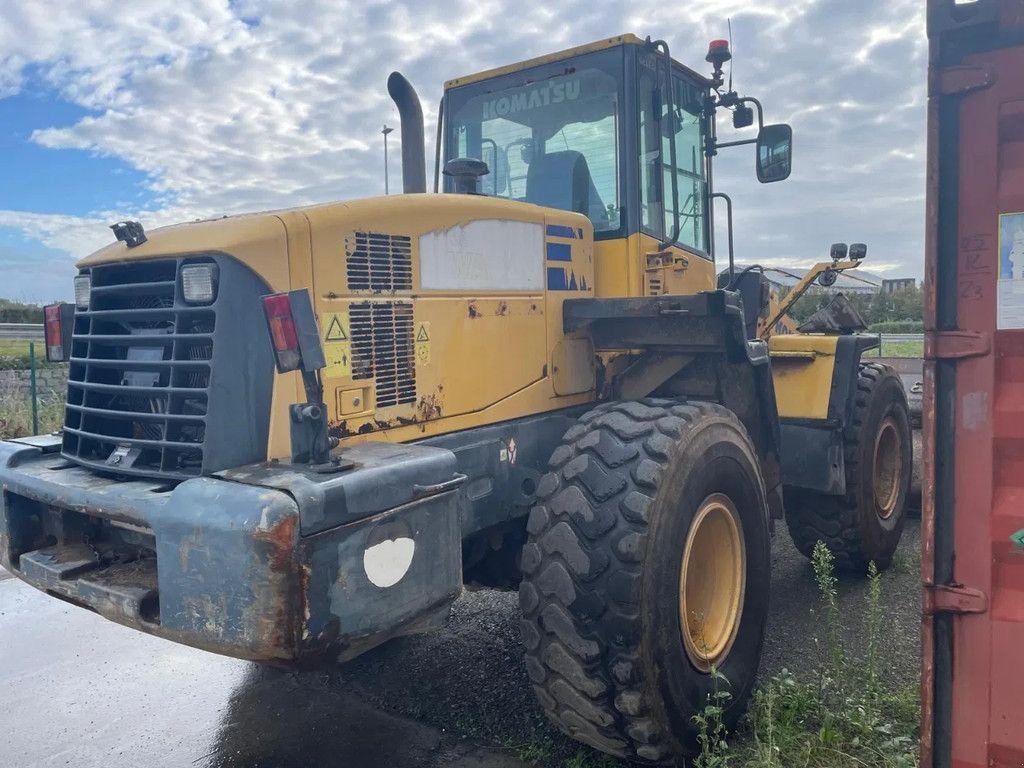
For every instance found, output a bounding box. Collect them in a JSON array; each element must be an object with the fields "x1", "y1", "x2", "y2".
[{"x1": 0, "y1": 93, "x2": 157, "y2": 216}]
